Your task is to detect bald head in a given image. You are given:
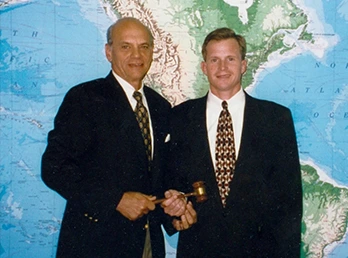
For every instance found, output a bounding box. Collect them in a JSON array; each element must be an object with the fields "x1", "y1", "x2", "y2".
[
  {"x1": 104, "y1": 17, "x2": 154, "y2": 90},
  {"x1": 106, "y1": 17, "x2": 154, "y2": 46}
]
